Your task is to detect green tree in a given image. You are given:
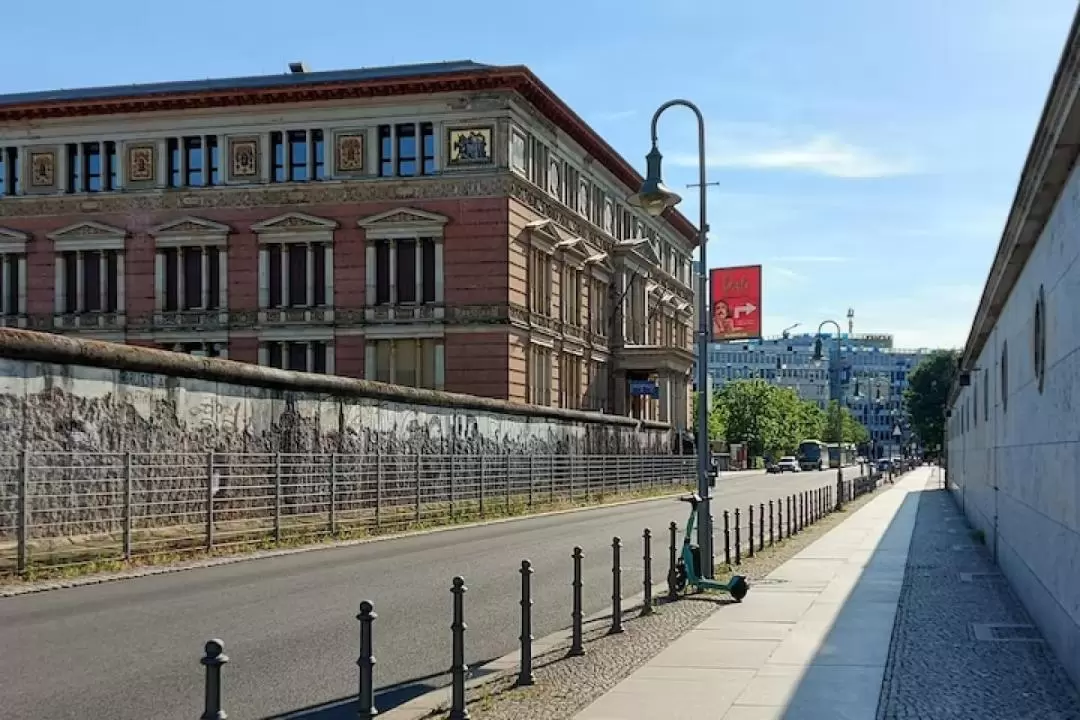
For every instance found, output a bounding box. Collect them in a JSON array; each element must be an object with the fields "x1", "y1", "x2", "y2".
[
  {"x1": 822, "y1": 400, "x2": 870, "y2": 444},
  {"x1": 904, "y1": 349, "x2": 959, "y2": 449},
  {"x1": 716, "y1": 379, "x2": 781, "y2": 457},
  {"x1": 793, "y1": 399, "x2": 826, "y2": 441},
  {"x1": 691, "y1": 390, "x2": 727, "y2": 443}
]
